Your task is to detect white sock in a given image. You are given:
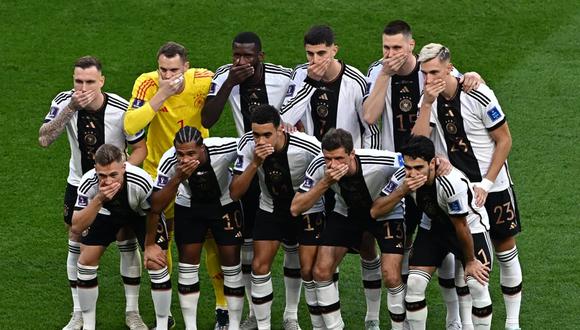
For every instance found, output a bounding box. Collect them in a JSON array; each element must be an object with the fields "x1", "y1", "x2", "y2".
[
  {"x1": 67, "y1": 240, "x2": 81, "y2": 312},
  {"x1": 251, "y1": 272, "x2": 273, "y2": 329},
  {"x1": 223, "y1": 263, "x2": 245, "y2": 330},
  {"x1": 466, "y1": 277, "x2": 492, "y2": 330},
  {"x1": 497, "y1": 246, "x2": 522, "y2": 329},
  {"x1": 178, "y1": 263, "x2": 200, "y2": 330},
  {"x1": 455, "y1": 261, "x2": 474, "y2": 330},
  {"x1": 304, "y1": 280, "x2": 324, "y2": 330},
  {"x1": 387, "y1": 283, "x2": 406, "y2": 330},
  {"x1": 316, "y1": 280, "x2": 343, "y2": 330},
  {"x1": 361, "y1": 256, "x2": 381, "y2": 322},
  {"x1": 283, "y1": 243, "x2": 302, "y2": 321},
  {"x1": 77, "y1": 263, "x2": 99, "y2": 330},
  {"x1": 333, "y1": 267, "x2": 340, "y2": 293},
  {"x1": 242, "y1": 239, "x2": 254, "y2": 318},
  {"x1": 438, "y1": 253, "x2": 460, "y2": 326},
  {"x1": 149, "y1": 266, "x2": 172, "y2": 330},
  {"x1": 405, "y1": 269, "x2": 430, "y2": 330},
  {"x1": 117, "y1": 238, "x2": 141, "y2": 313}
]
